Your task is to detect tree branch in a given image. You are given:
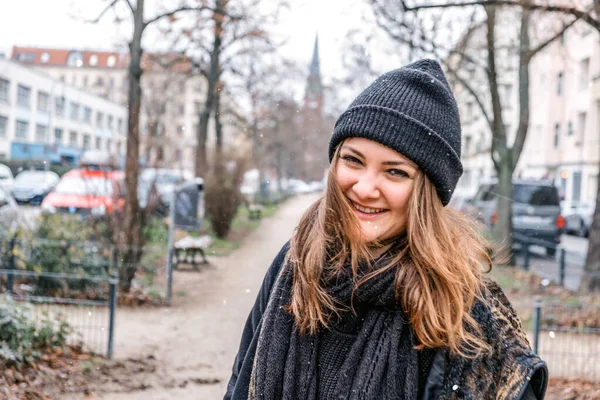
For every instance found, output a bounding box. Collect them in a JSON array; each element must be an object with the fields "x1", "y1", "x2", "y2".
[
  {"x1": 525, "y1": 15, "x2": 580, "y2": 60},
  {"x1": 403, "y1": 1, "x2": 600, "y2": 31},
  {"x1": 143, "y1": 6, "x2": 223, "y2": 29},
  {"x1": 86, "y1": 0, "x2": 119, "y2": 23}
]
